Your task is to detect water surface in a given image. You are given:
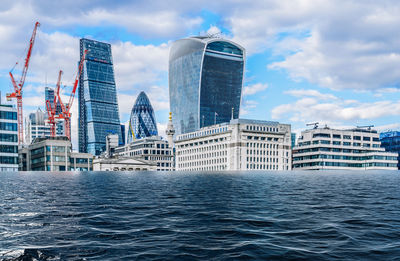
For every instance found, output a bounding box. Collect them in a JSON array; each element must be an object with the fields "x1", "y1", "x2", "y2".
[{"x1": 1, "y1": 171, "x2": 400, "y2": 260}]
